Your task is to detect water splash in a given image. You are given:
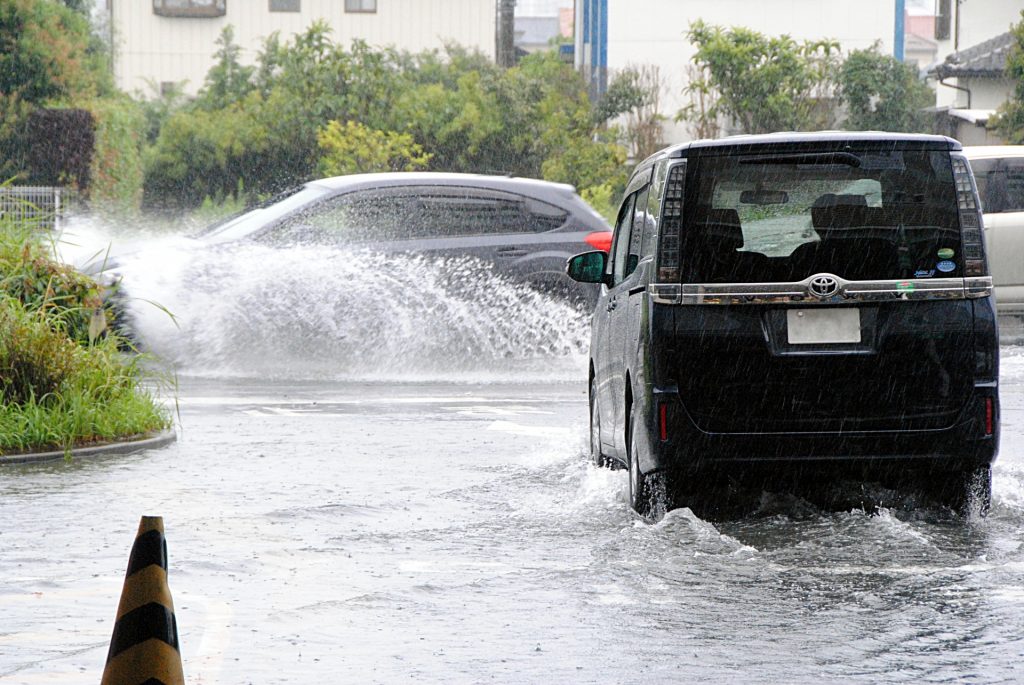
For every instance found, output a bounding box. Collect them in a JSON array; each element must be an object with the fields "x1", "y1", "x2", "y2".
[{"x1": 110, "y1": 239, "x2": 590, "y2": 382}]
